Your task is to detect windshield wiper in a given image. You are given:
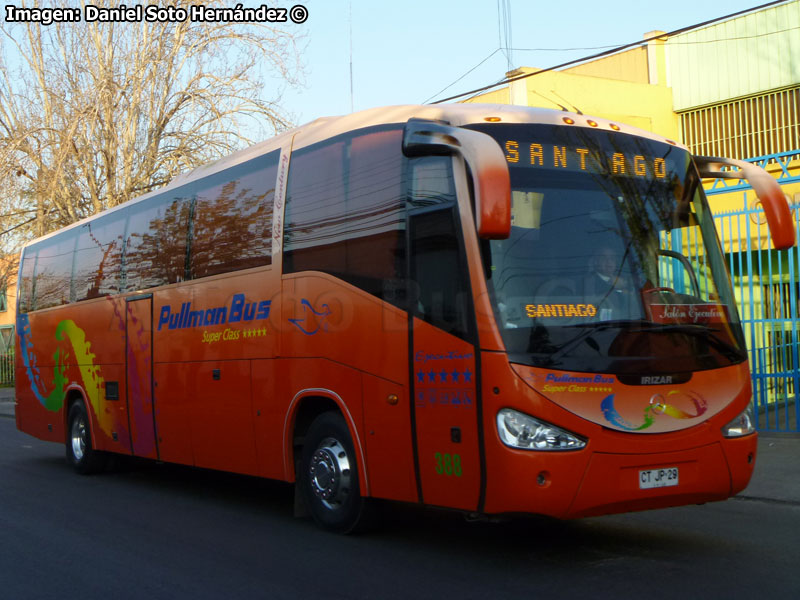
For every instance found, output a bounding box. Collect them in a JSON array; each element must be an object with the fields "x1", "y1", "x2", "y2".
[
  {"x1": 539, "y1": 320, "x2": 647, "y2": 367},
  {"x1": 539, "y1": 320, "x2": 743, "y2": 367},
  {"x1": 627, "y1": 322, "x2": 744, "y2": 360}
]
